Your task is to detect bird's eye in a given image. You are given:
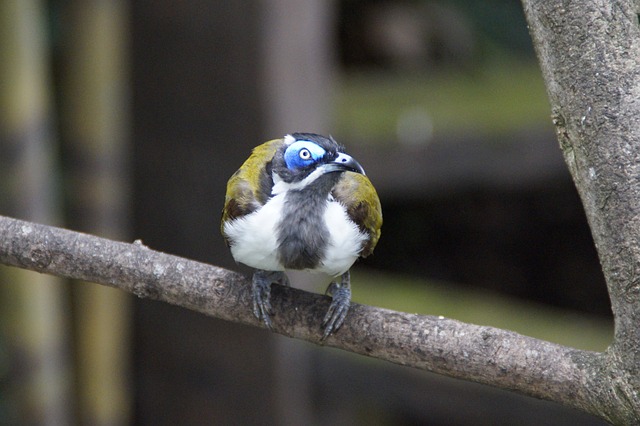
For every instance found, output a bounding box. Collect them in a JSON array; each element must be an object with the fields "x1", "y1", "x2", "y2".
[
  {"x1": 284, "y1": 140, "x2": 326, "y2": 170},
  {"x1": 299, "y1": 148, "x2": 312, "y2": 160}
]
